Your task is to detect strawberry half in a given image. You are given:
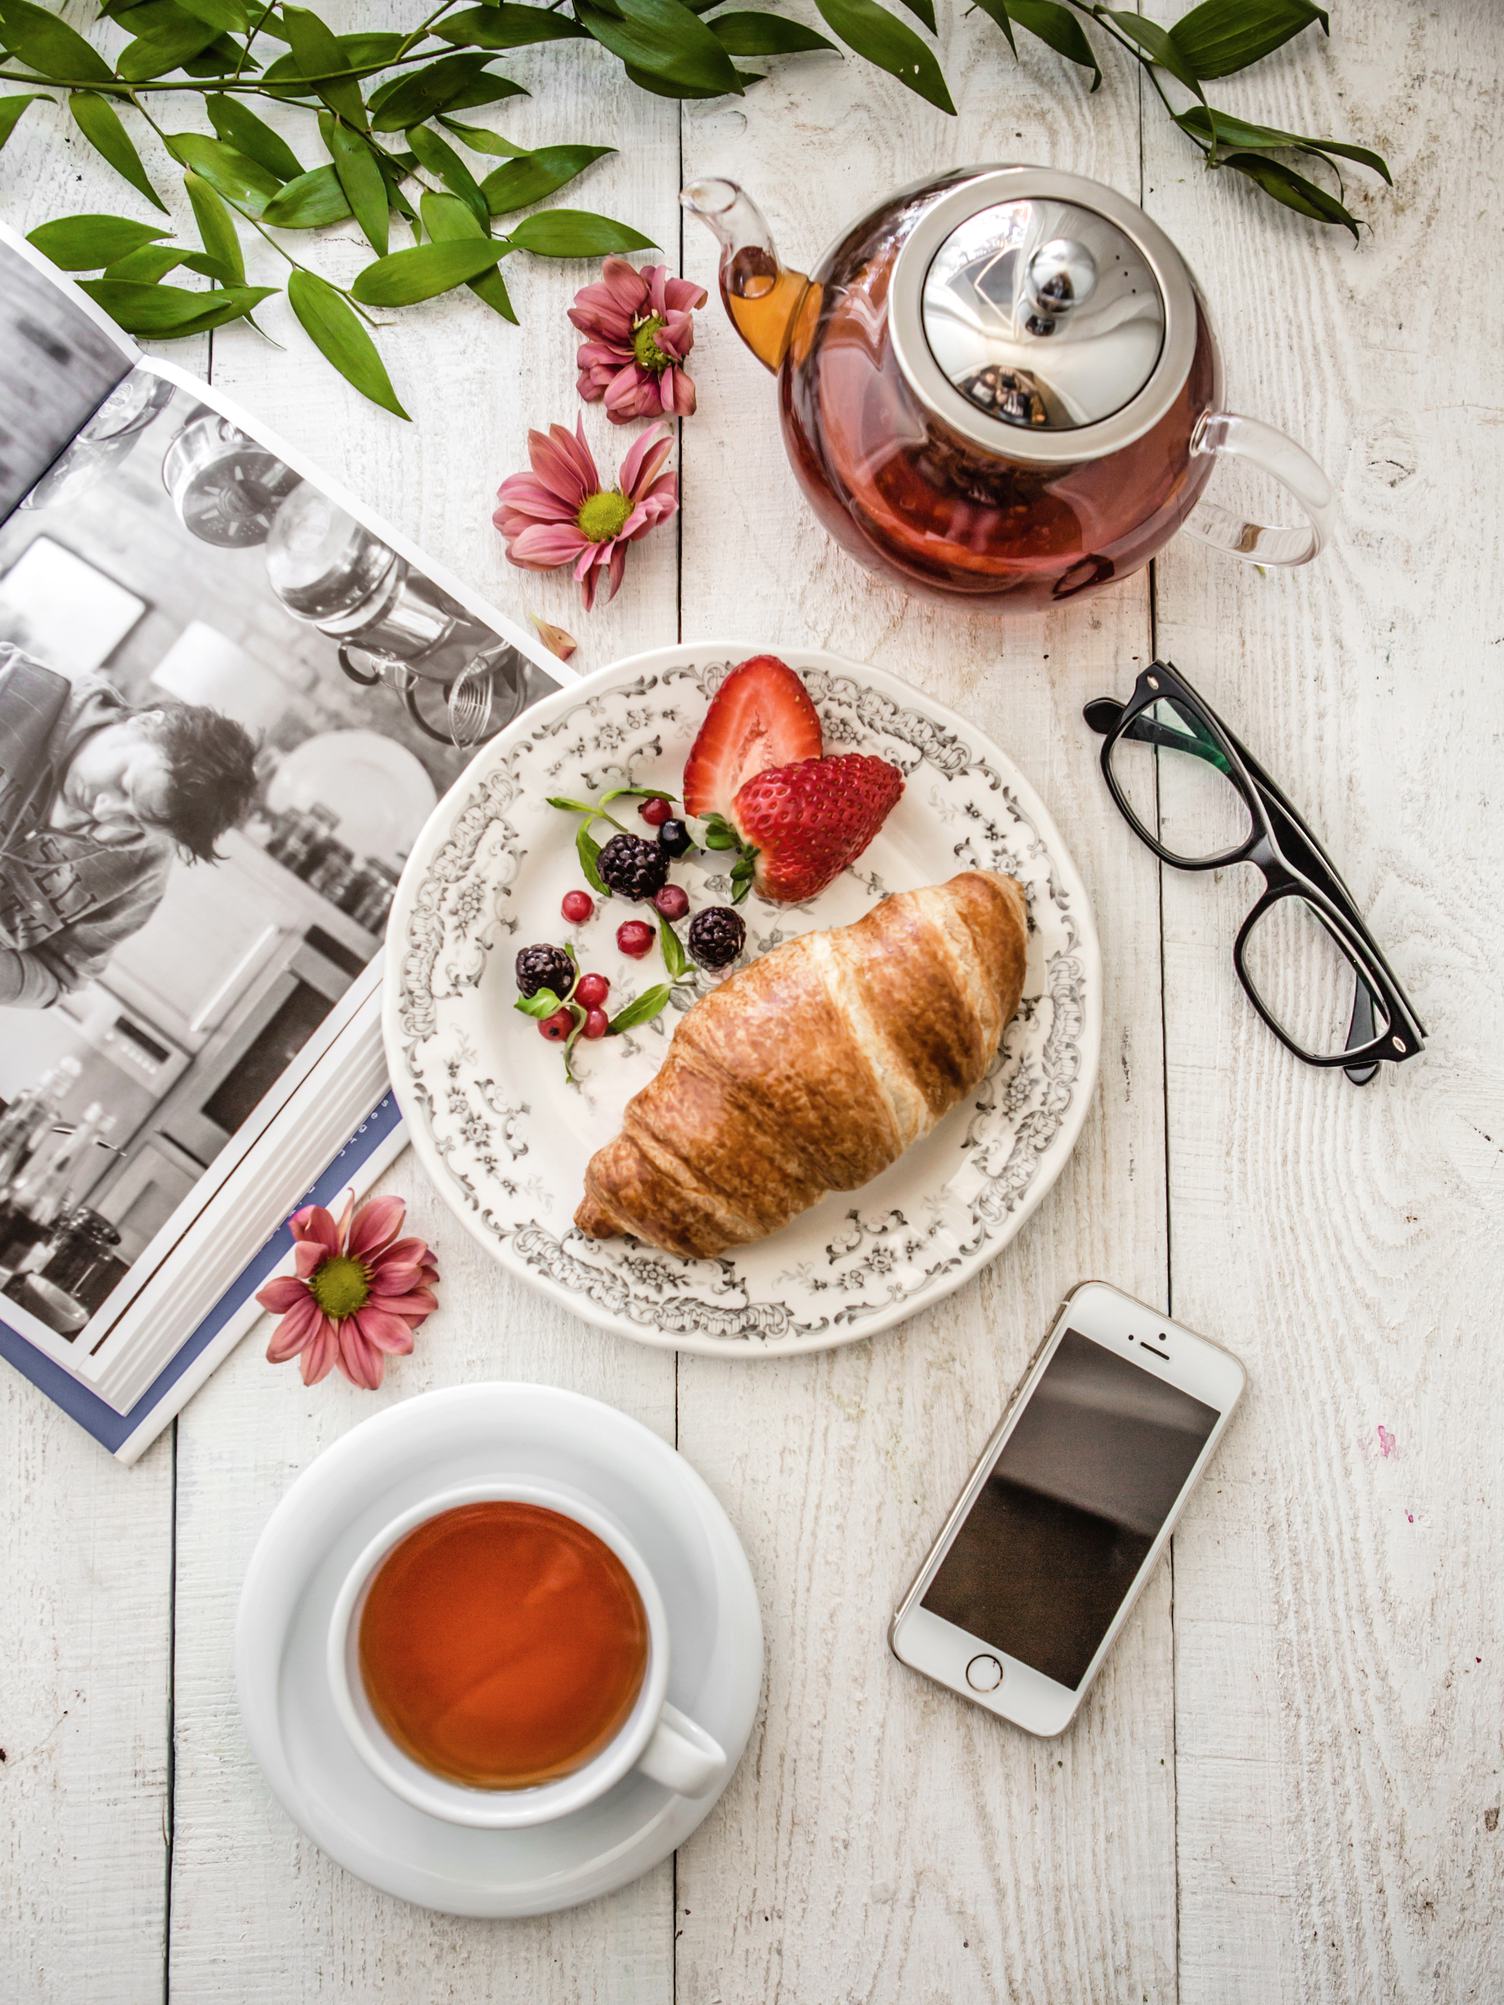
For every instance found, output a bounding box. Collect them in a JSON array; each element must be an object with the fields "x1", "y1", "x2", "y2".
[
  {"x1": 706, "y1": 753, "x2": 905, "y2": 904},
  {"x1": 682, "y1": 655, "x2": 823, "y2": 822}
]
